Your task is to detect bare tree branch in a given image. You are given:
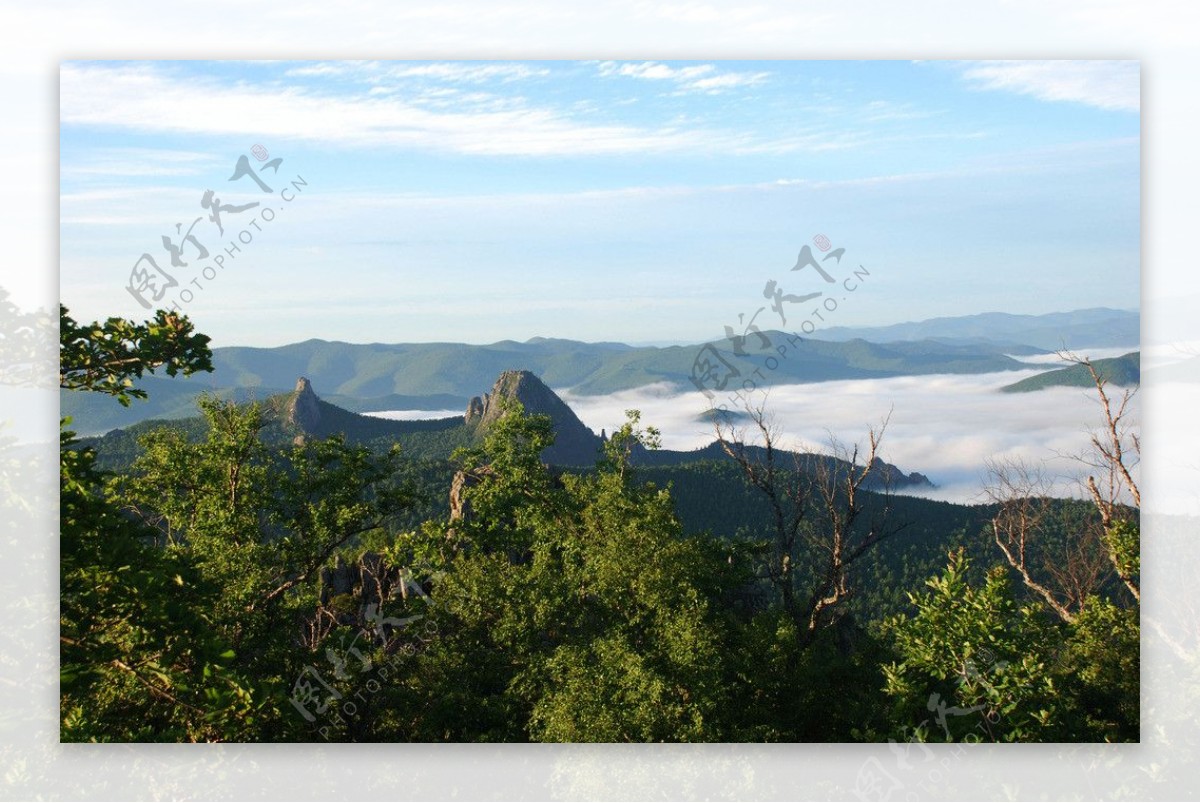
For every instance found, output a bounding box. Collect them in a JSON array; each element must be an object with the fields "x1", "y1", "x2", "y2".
[
  {"x1": 712, "y1": 400, "x2": 905, "y2": 644},
  {"x1": 984, "y1": 457, "x2": 1080, "y2": 623},
  {"x1": 1056, "y1": 350, "x2": 1140, "y2": 603}
]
